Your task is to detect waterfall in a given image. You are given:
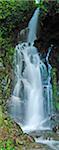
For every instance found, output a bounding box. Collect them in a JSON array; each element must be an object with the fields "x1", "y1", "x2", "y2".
[
  {"x1": 28, "y1": 8, "x2": 39, "y2": 44},
  {"x1": 8, "y1": 8, "x2": 53, "y2": 132},
  {"x1": 46, "y1": 46, "x2": 53, "y2": 115},
  {"x1": 35, "y1": 0, "x2": 40, "y2": 4}
]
